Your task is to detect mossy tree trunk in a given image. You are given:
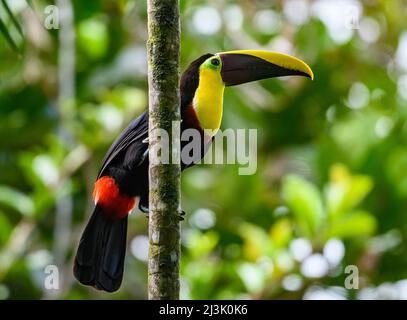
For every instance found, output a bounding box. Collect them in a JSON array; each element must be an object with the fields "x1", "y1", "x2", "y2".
[{"x1": 147, "y1": 0, "x2": 181, "y2": 300}]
